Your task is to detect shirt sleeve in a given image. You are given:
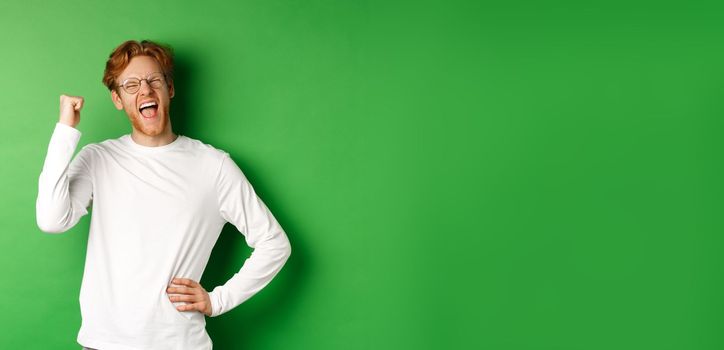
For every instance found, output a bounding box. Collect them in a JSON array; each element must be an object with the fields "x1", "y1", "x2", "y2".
[
  {"x1": 36, "y1": 122, "x2": 93, "y2": 233},
  {"x1": 207, "y1": 153, "x2": 292, "y2": 317}
]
